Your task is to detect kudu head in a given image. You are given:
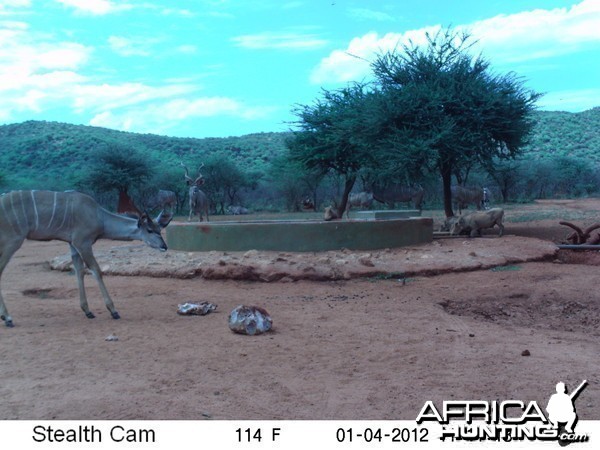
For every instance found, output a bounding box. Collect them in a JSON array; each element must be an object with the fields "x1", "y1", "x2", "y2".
[
  {"x1": 120, "y1": 195, "x2": 170, "y2": 250},
  {"x1": 180, "y1": 161, "x2": 205, "y2": 187},
  {"x1": 137, "y1": 212, "x2": 168, "y2": 251}
]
